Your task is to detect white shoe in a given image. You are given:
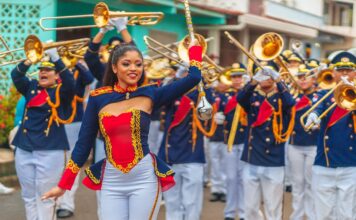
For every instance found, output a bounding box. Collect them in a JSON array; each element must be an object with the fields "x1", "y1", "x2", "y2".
[{"x1": 0, "y1": 183, "x2": 15, "y2": 194}]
